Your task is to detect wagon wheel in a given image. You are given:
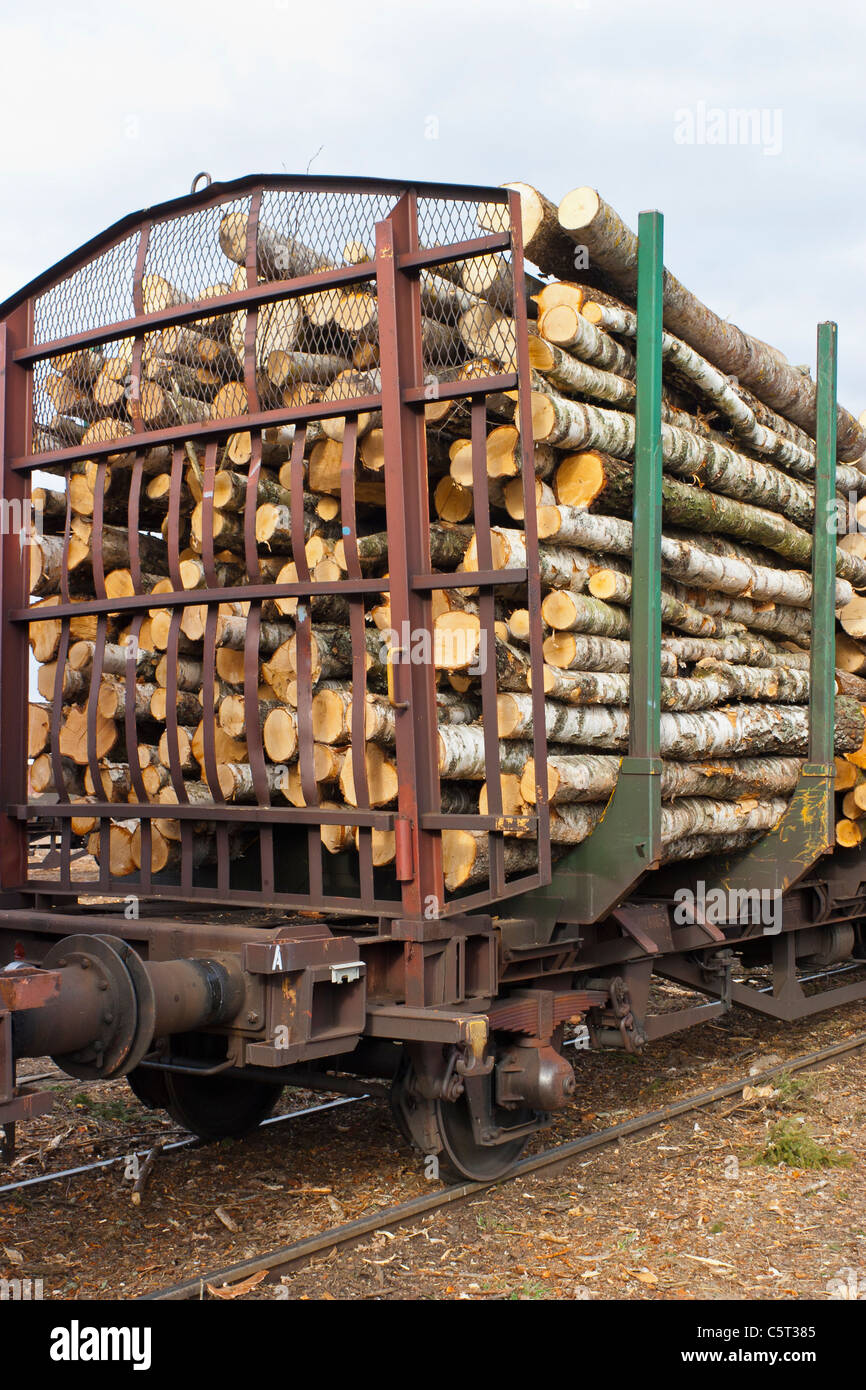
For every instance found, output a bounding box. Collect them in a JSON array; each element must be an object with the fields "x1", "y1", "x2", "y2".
[
  {"x1": 391, "y1": 1053, "x2": 529, "y2": 1183},
  {"x1": 434, "y1": 1083, "x2": 529, "y2": 1183},
  {"x1": 162, "y1": 1070, "x2": 284, "y2": 1142},
  {"x1": 126, "y1": 1064, "x2": 171, "y2": 1113}
]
